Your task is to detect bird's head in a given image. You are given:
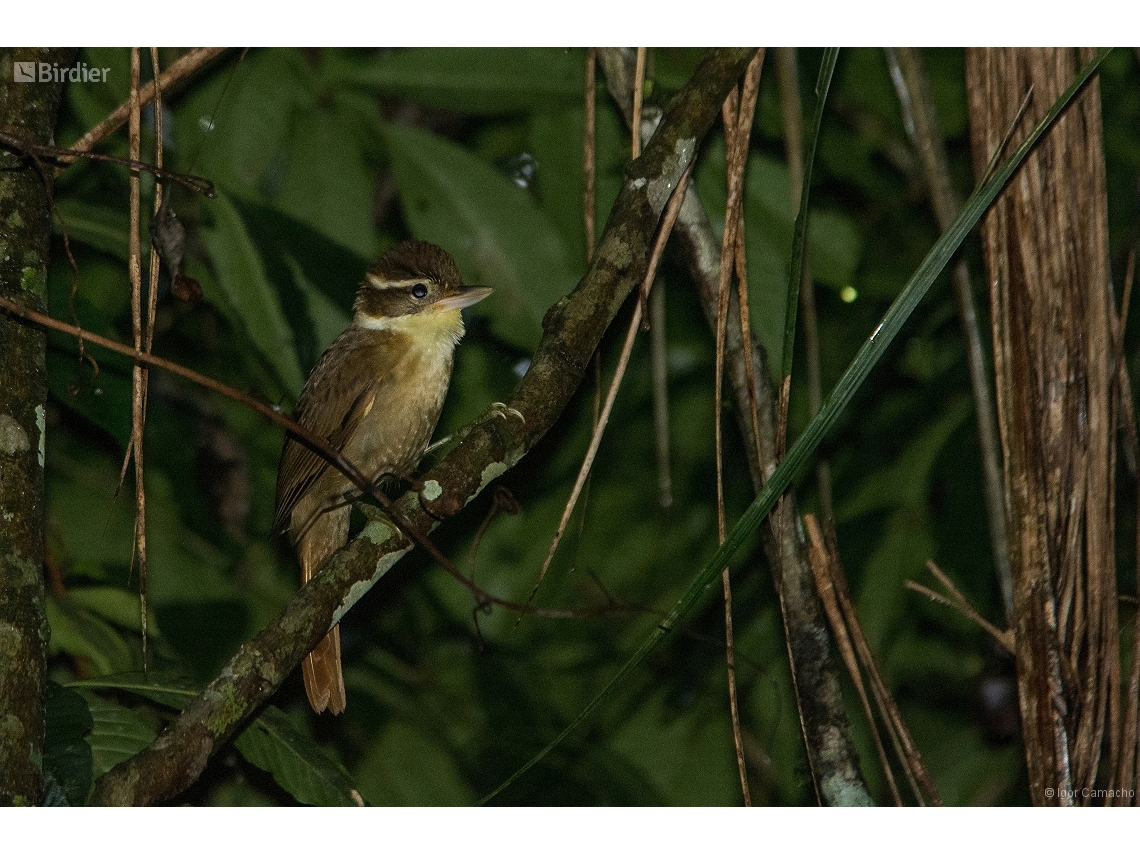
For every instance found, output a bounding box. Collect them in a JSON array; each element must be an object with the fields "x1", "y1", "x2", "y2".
[{"x1": 353, "y1": 240, "x2": 492, "y2": 337}]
